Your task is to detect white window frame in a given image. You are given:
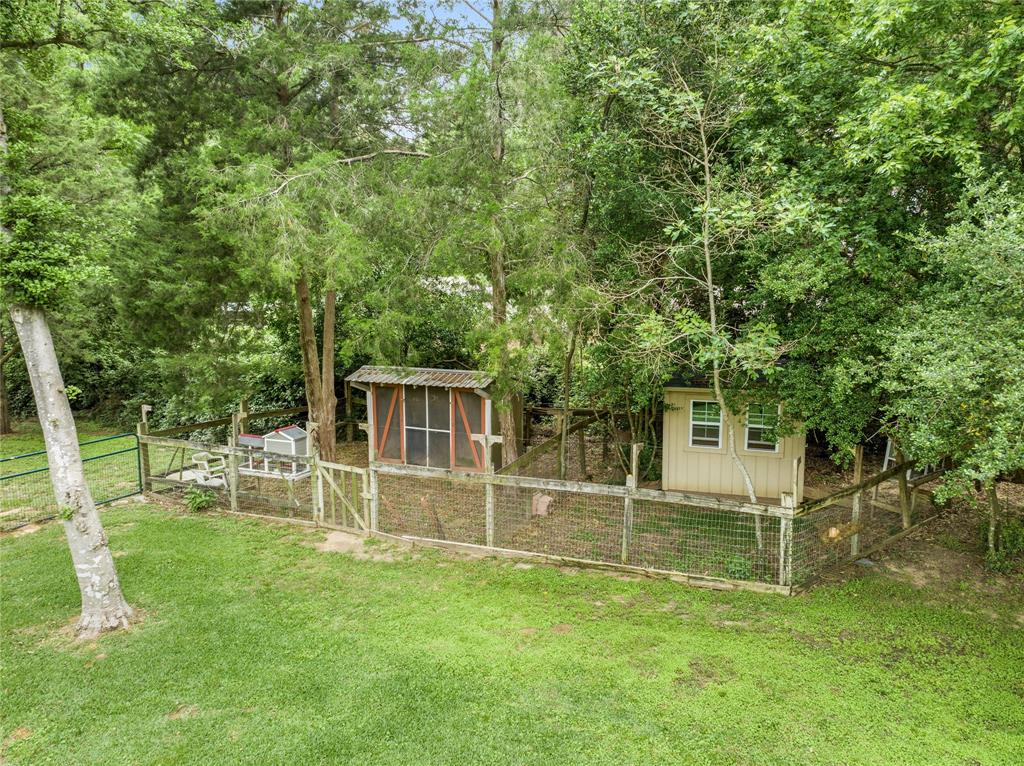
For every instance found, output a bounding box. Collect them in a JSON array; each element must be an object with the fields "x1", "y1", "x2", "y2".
[
  {"x1": 689, "y1": 400, "x2": 723, "y2": 449},
  {"x1": 745, "y1": 403, "x2": 780, "y2": 453},
  {"x1": 403, "y1": 386, "x2": 452, "y2": 468}
]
